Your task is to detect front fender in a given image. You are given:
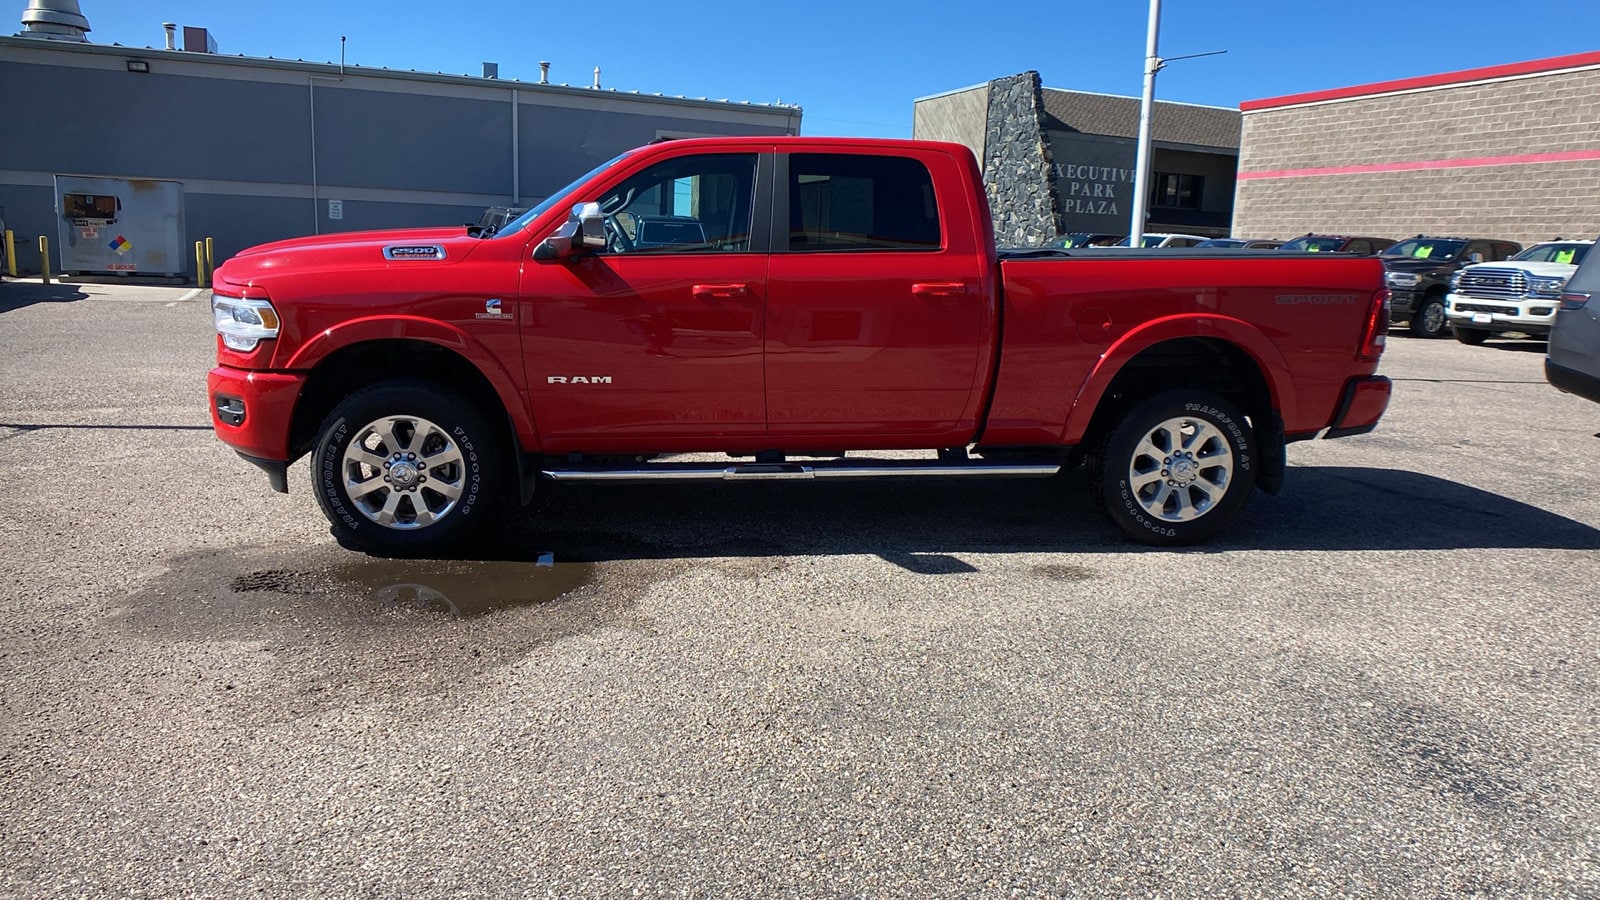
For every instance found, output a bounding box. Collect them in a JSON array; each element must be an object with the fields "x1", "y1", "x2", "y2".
[
  {"x1": 282, "y1": 315, "x2": 538, "y2": 448},
  {"x1": 1061, "y1": 314, "x2": 1297, "y2": 444}
]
